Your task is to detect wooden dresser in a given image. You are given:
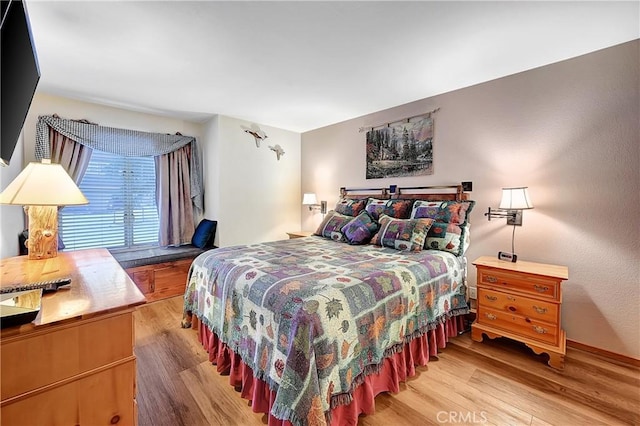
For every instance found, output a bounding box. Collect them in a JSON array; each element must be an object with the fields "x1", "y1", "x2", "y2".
[
  {"x1": 0, "y1": 249, "x2": 146, "y2": 425},
  {"x1": 471, "y1": 256, "x2": 569, "y2": 369}
]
